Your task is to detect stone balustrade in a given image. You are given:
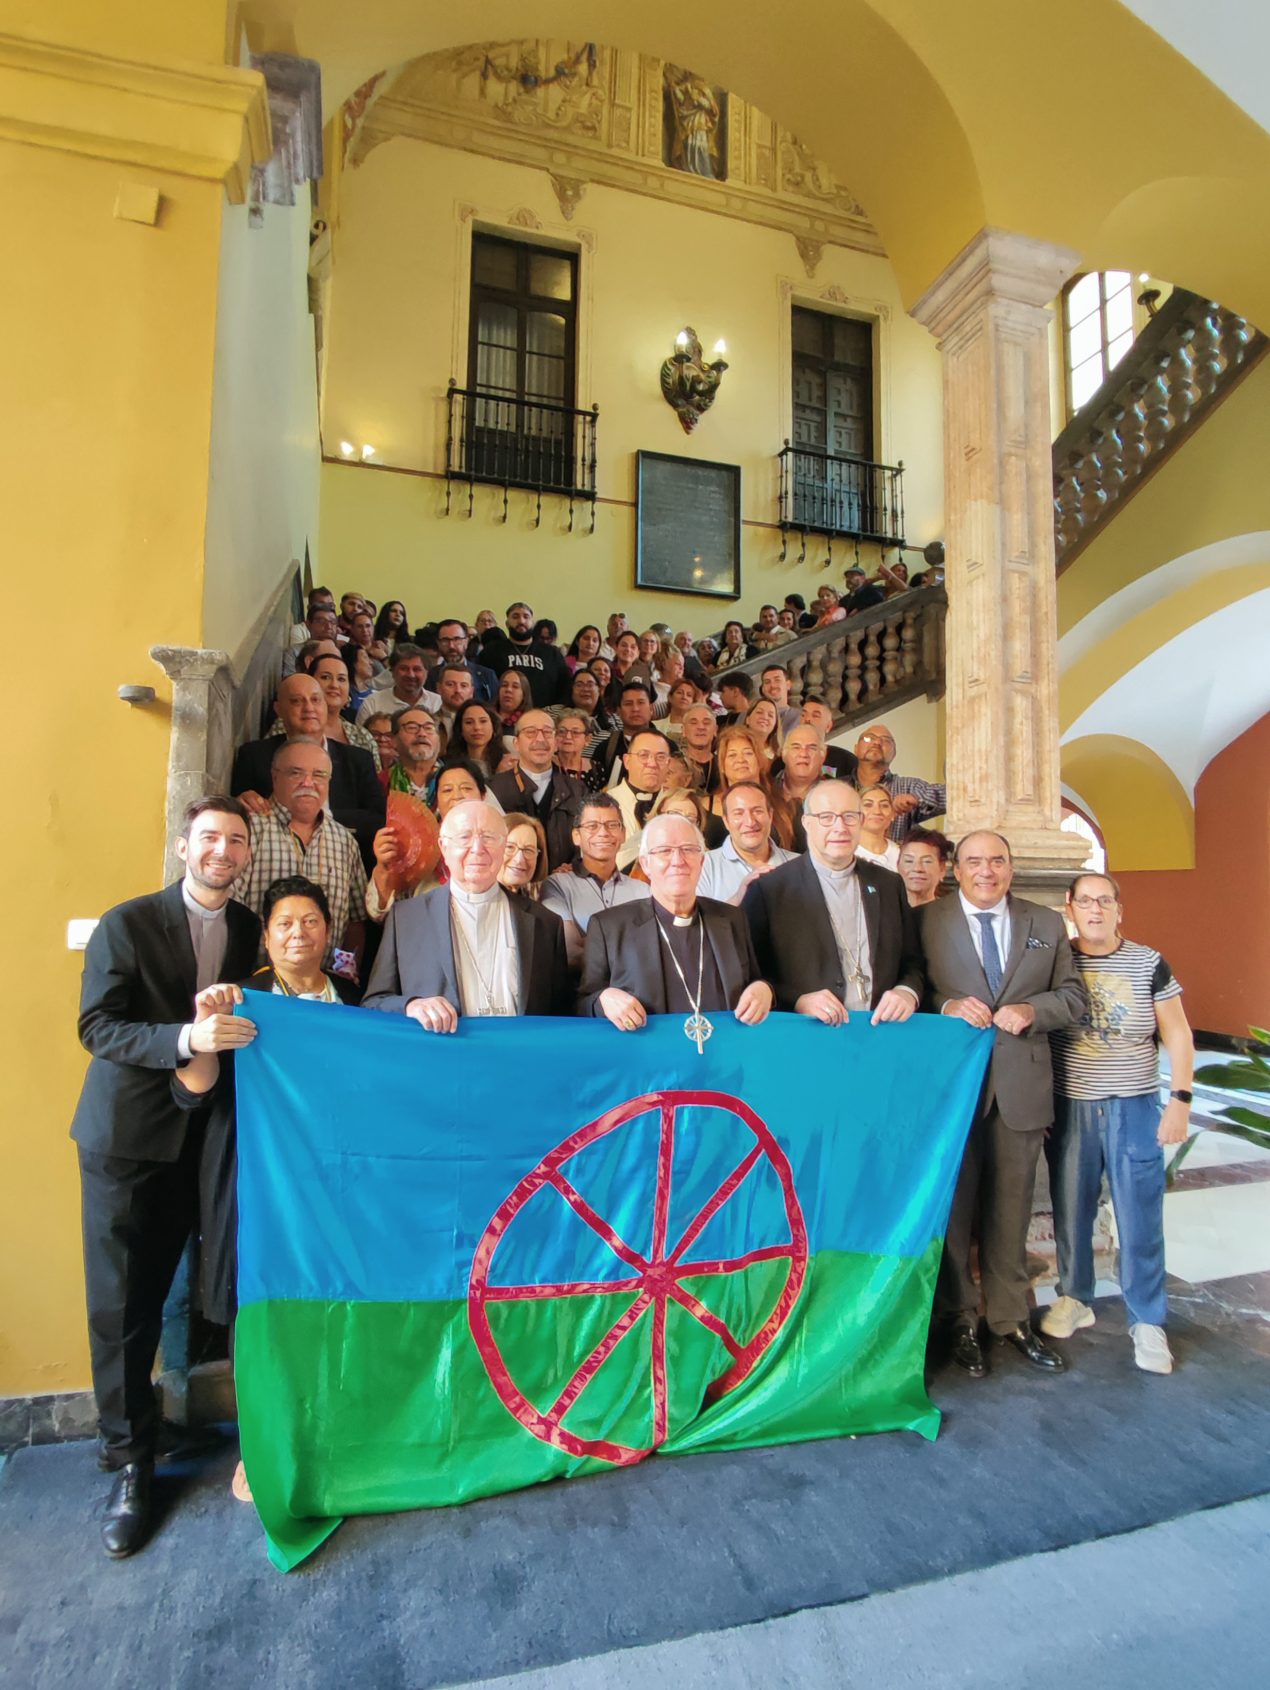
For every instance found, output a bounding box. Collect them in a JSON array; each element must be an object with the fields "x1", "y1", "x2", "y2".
[
  {"x1": 1054, "y1": 290, "x2": 1266, "y2": 569},
  {"x1": 726, "y1": 586, "x2": 946, "y2": 729}
]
